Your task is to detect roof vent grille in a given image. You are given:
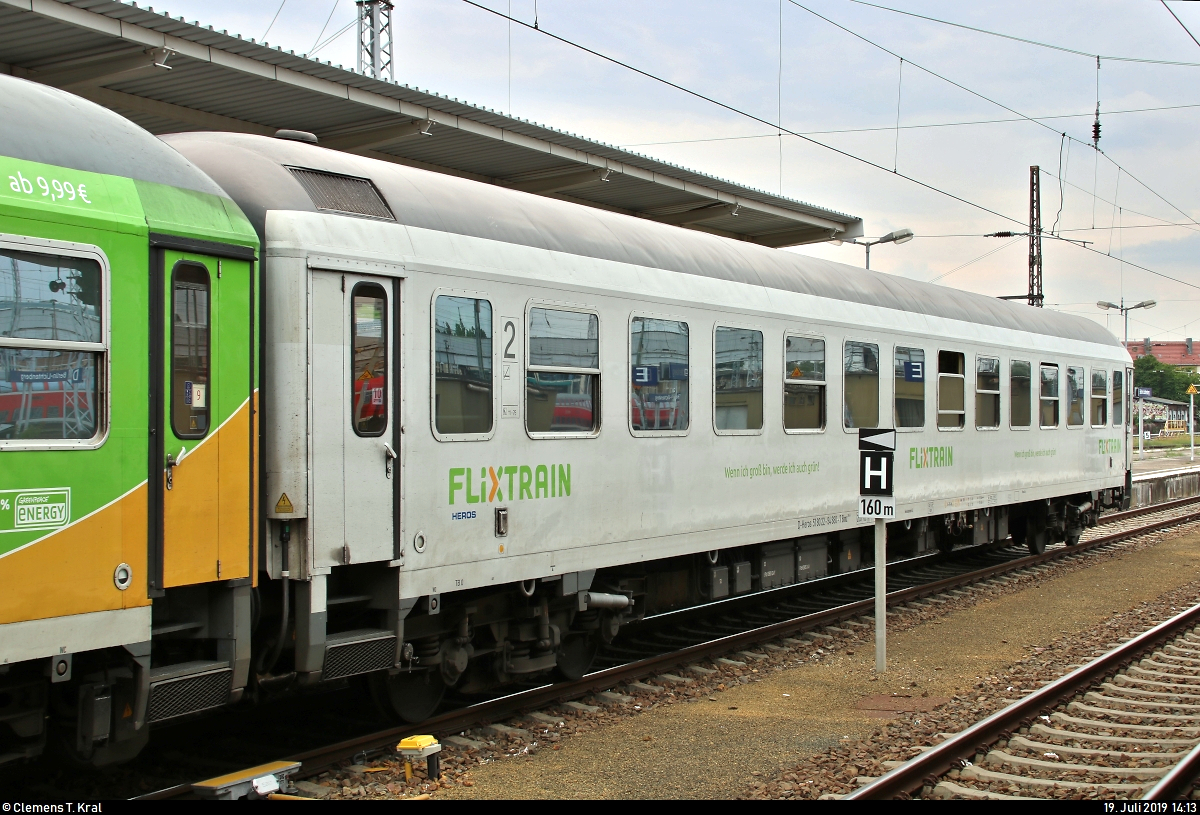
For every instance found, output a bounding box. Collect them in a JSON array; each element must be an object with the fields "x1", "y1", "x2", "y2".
[{"x1": 287, "y1": 167, "x2": 394, "y2": 221}]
